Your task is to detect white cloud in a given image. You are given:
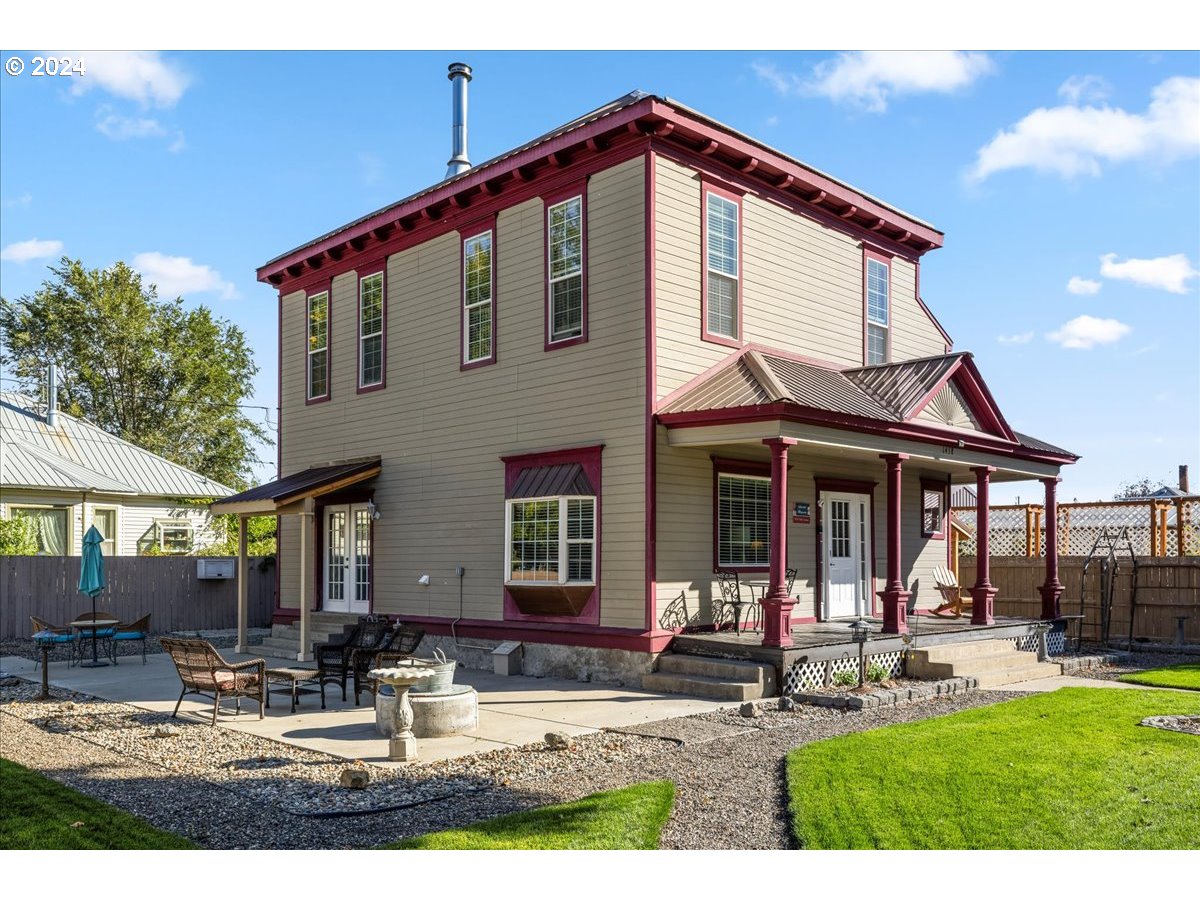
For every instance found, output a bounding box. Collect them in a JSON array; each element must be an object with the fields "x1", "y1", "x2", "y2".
[
  {"x1": 1, "y1": 238, "x2": 63, "y2": 263},
  {"x1": 765, "y1": 115, "x2": 780, "y2": 127},
  {"x1": 969, "y1": 76, "x2": 1200, "y2": 181},
  {"x1": 96, "y1": 111, "x2": 167, "y2": 140},
  {"x1": 132, "y1": 252, "x2": 238, "y2": 300},
  {"x1": 1058, "y1": 74, "x2": 1111, "y2": 105},
  {"x1": 755, "y1": 52, "x2": 994, "y2": 113},
  {"x1": 4, "y1": 192, "x2": 32, "y2": 209},
  {"x1": 1099, "y1": 252, "x2": 1198, "y2": 294},
  {"x1": 61, "y1": 51, "x2": 190, "y2": 107},
  {"x1": 1066, "y1": 276, "x2": 1102, "y2": 296},
  {"x1": 997, "y1": 331, "x2": 1034, "y2": 345},
  {"x1": 1046, "y1": 315, "x2": 1132, "y2": 349}
]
